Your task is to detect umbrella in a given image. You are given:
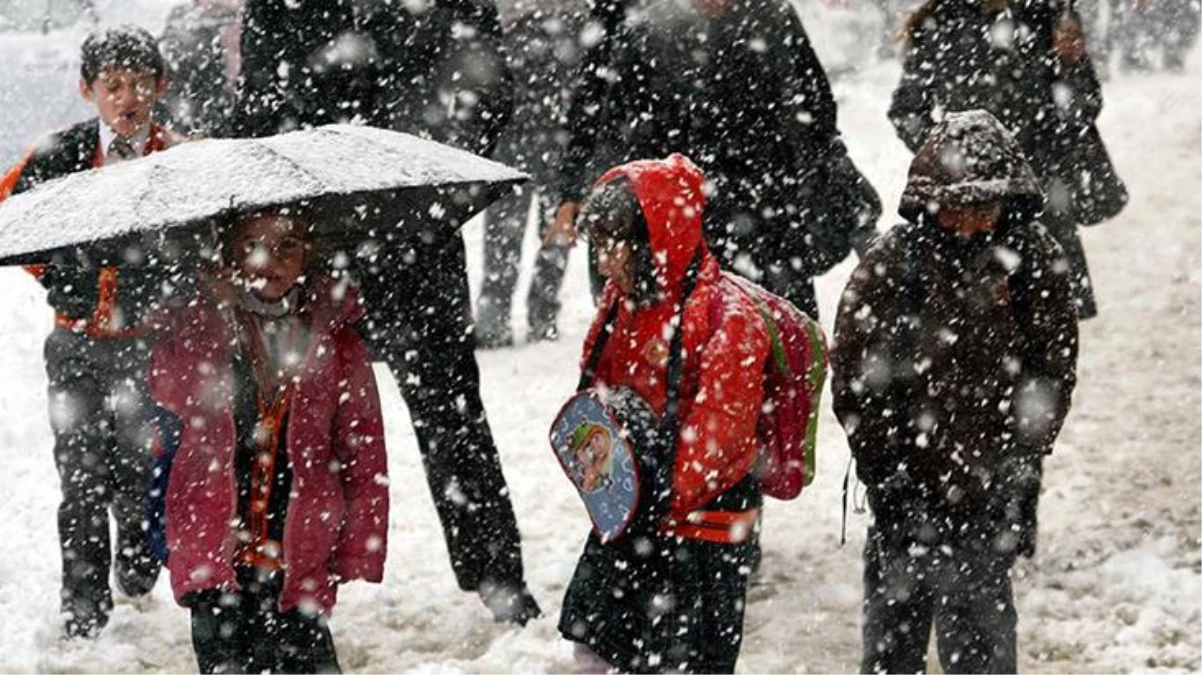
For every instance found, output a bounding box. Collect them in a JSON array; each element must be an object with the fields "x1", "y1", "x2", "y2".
[{"x1": 0, "y1": 124, "x2": 527, "y2": 266}]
